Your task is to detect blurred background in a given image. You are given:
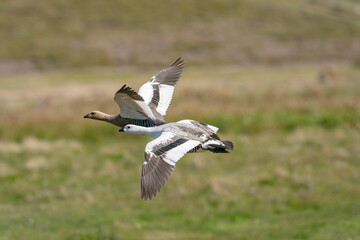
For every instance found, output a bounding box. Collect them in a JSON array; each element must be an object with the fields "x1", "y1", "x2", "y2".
[{"x1": 0, "y1": 1, "x2": 360, "y2": 239}]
